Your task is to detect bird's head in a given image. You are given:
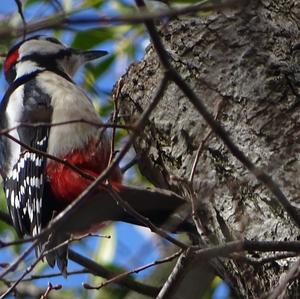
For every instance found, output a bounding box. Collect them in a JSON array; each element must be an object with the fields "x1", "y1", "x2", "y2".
[{"x1": 3, "y1": 35, "x2": 108, "y2": 83}]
